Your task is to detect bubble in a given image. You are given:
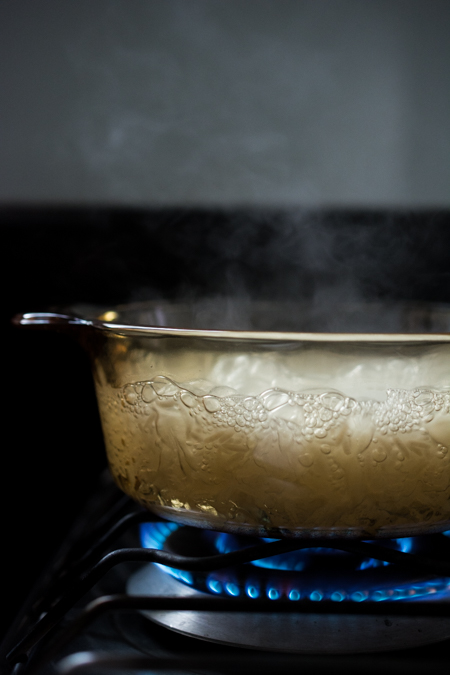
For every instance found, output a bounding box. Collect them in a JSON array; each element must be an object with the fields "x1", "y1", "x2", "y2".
[
  {"x1": 152, "y1": 376, "x2": 179, "y2": 396},
  {"x1": 314, "y1": 428, "x2": 327, "y2": 439},
  {"x1": 414, "y1": 390, "x2": 434, "y2": 406},
  {"x1": 372, "y1": 448, "x2": 387, "y2": 463},
  {"x1": 437, "y1": 445, "x2": 448, "y2": 459},
  {"x1": 263, "y1": 391, "x2": 290, "y2": 411},
  {"x1": 224, "y1": 397, "x2": 237, "y2": 407},
  {"x1": 306, "y1": 416, "x2": 318, "y2": 428},
  {"x1": 243, "y1": 397, "x2": 258, "y2": 411},
  {"x1": 141, "y1": 383, "x2": 156, "y2": 403},
  {"x1": 320, "y1": 444, "x2": 331, "y2": 454},
  {"x1": 319, "y1": 408, "x2": 333, "y2": 422},
  {"x1": 180, "y1": 392, "x2": 196, "y2": 408},
  {"x1": 320, "y1": 392, "x2": 345, "y2": 411},
  {"x1": 298, "y1": 453, "x2": 313, "y2": 467},
  {"x1": 123, "y1": 384, "x2": 138, "y2": 405},
  {"x1": 203, "y1": 396, "x2": 221, "y2": 413}
]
